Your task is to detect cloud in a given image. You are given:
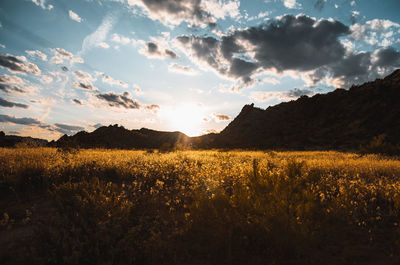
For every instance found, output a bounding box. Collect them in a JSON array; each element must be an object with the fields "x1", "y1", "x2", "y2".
[
  {"x1": 286, "y1": 88, "x2": 314, "y2": 98},
  {"x1": 248, "y1": 11, "x2": 271, "y2": 21},
  {"x1": 306, "y1": 47, "x2": 400, "y2": 87},
  {"x1": 93, "y1": 123, "x2": 103, "y2": 129},
  {"x1": 54, "y1": 123, "x2": 84, "y2": 134},
  {"x1": 40, "y1": 75, "x2": 53, "y2": 84},
  {"x1": 72, "y1": 99, "x2": 82, "y2": 105},
  {"x1": 139, "y1": 41, "x2": 178, "y2": 59},
  {"x1": 168, "y1": 63, "x2": 199, "y2": 75},
  {"x1": 0, "y1": 97, "x2": 29, "y2": 108},
  {"x1": 250, "y1": 88, "x2": 314, "y2": 103},
  {"x1": 0, "y1": 74, "x2": 32, "y2": 94},
  {"x1": 0, "y1": 74, "x2": 24, "y2": 85},
  {"x1": 350, "y1": 19, "x2": 400, "y2": 47},
  {"x1": 0, "y1": 44, "x2": 5, "y2": 49},
  {"x1": 212, "y1": 113, "x2": 231, "y2": 122},
  {"x1": 31, "y1": 0, "x2": 53, "y2": 10},
  {"x1": 25, "y1": 50, "x2": 47, "y2": 61},
  {"x1": 0, "y1": 114, "x2": 85, "y2": 136},
  {"x1": 0, "y1": 114, "x2": 41, "y2": 125},
  {"x1": 176, "y1": 15, "x2": 349, "y2": 88},
  {"x1": 51, "y1": 56, "x2": 63, "y2": 64},
  {"x1": 101, "y1": 75, "x2": 128, "y2": 88},
  {"x1": 0, "y1": 53, "x2": 41, "y2": 76},
  {"x1": 110, "y1": 33, "x2": 134, "y2": 45},
  {"x1": 72, "y1": 70, "x2": 98, "y2": 91},
  {"x1": 96, "y1": 42, "x2": 110, "y2": 49},
  {"x1": 95, "y1": 91, "x2": 141, "y2": 109},
  {"x1": 125, "y1": 0, "x2": 240, "y2": 27},
  {"x1": 73, "y1": 70, "x2": 94, "y2": 82},
  {"x1": 69, "y1": 10, "x2": 82, "y2": 23},
  {"x1": 54, "y1": 48, "x2": 84, "y2": 63},
  {"x1": 73, "y1": 81, "x2": 98, "y2": 91},
  {"x1": 250, "y1": 91, "x2": 289, "y2": 102},
  {"x1": 145, "y1": 104, "x2": 160, "y2": 113},
  {"x1": 79, "y1": 13, "x2": 116, "y2": 56},
  {"x1": 259, "y1": 77, "x2": 280, "y2": 85},
  {"x1": 283, "y1": 0, "x2": 301, "y2": 9}
]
